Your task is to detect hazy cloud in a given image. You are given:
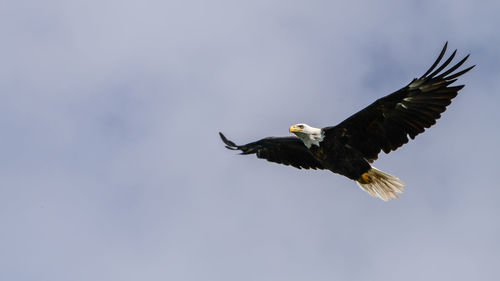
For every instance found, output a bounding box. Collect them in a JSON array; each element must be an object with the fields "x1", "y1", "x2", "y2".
[{"x1": 1, "y1": 0, "x2": 499, "y2": 280}]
